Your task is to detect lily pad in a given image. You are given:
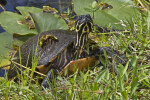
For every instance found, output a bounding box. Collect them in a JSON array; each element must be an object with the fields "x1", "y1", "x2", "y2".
[
  {"x1": 99, "y1": 0, "x2": 139, "y2": 21},
  {"x1": 0, "y1": 11, "x2": 37, "y2": 35},
  {"x1": 16, "y1": 6, "x2": 43, "y2": 16},
  {"x1": 0, "y1": 32, "x2": 13, "y2": 67},
  {"x1": 30, "y1": 13, "x2": 68, "y2": 33},
  {"x1": 73, "y1": 0, "x2": 94, "y2": 15},
  {"x1": 73, "y1": 0, "x2": 140, "y2": 30},
  {"x1": 94, "y1": 10, "x2": 124, "y2": 29}
]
